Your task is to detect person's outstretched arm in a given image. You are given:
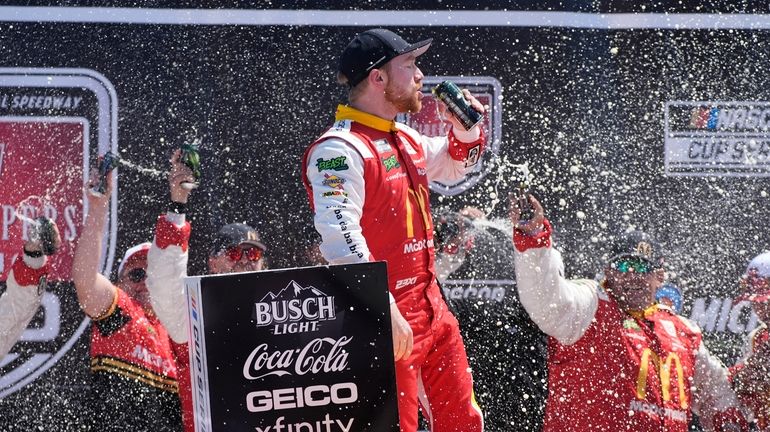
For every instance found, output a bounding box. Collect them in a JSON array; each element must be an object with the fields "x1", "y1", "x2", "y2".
[
  {"x1": 0, "y1": 220, "x2": 61, "y2": 359},
  {"x1": 146, "y1": 149, "x2": 193, "y2": 344},
  {"x1": 511, "y1": 194, "x2": 598, "y2": 345},
  {"x1": 71, "y1": 179, "x2": 117, "y2": 318}
]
